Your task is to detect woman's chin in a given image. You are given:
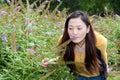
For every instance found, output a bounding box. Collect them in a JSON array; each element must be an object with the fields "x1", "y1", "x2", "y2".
[{"x1": 71, "y1": 40, "x2": 80, "y2": 43}]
